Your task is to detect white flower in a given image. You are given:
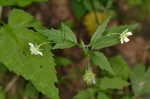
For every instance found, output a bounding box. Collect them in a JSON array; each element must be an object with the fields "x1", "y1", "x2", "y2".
[
  {"x1": 28, "y1": 42, "x2": 43, "y2": 56},
  {"x1": 120, "y1": 29, "x2": 133, "y2": 44}
]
